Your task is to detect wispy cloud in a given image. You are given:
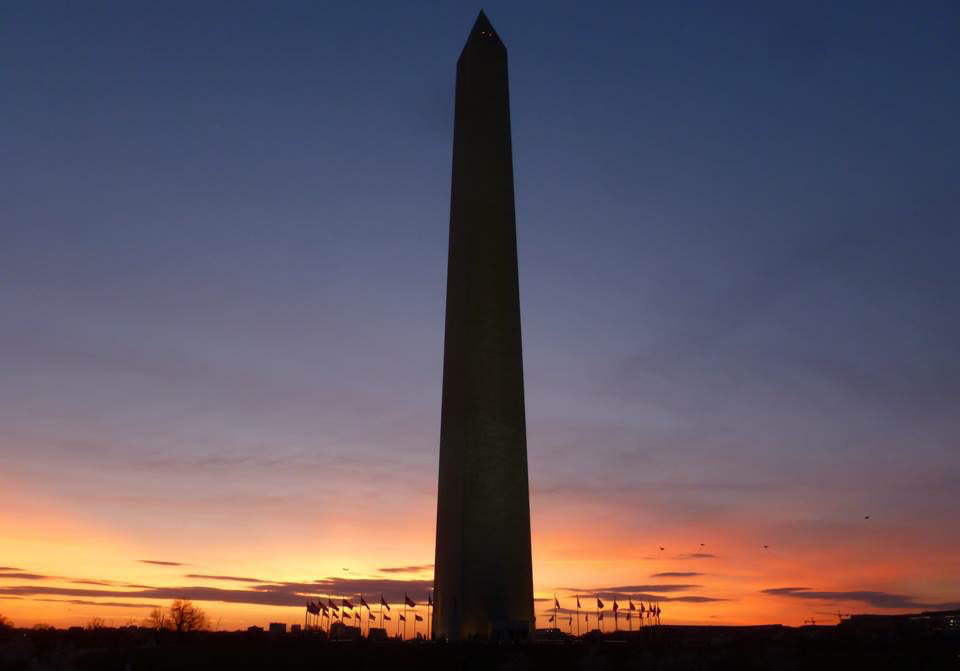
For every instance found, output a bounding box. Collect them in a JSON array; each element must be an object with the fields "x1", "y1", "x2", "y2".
[
  {"x1": 184, "y1": 574, "x2": 267, "y2": 584},
  {"x1": 137, "y1": 560, "x2": 186, "y2": 567},
  {"x1": 69, "y1": 579, "x2": 137, "y2": 587},
  {"x1": 377, "y1": 565, "x2": 433, "y2": 574},
  {"x1": 762, "y1": 587, "x2": 960, "y2": 610},
  {"x1": 0, "y1": 571, "x2": 49, "y2": 580},
  {"x1": 32, "y1": 597, "x2": 155, "y2": 609},
  {"x1": 651, "y1": 572, "x2": 703, "y2": 578},
  {"x1": 0, "y1": 576, "x2": 434, "y2": 609},
  {"x1": 673, "y1": 553, "x2": 716, "y2": 560},
  {"x1": 562, "y1": 584, "x2": 699, "y2": 594}
]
